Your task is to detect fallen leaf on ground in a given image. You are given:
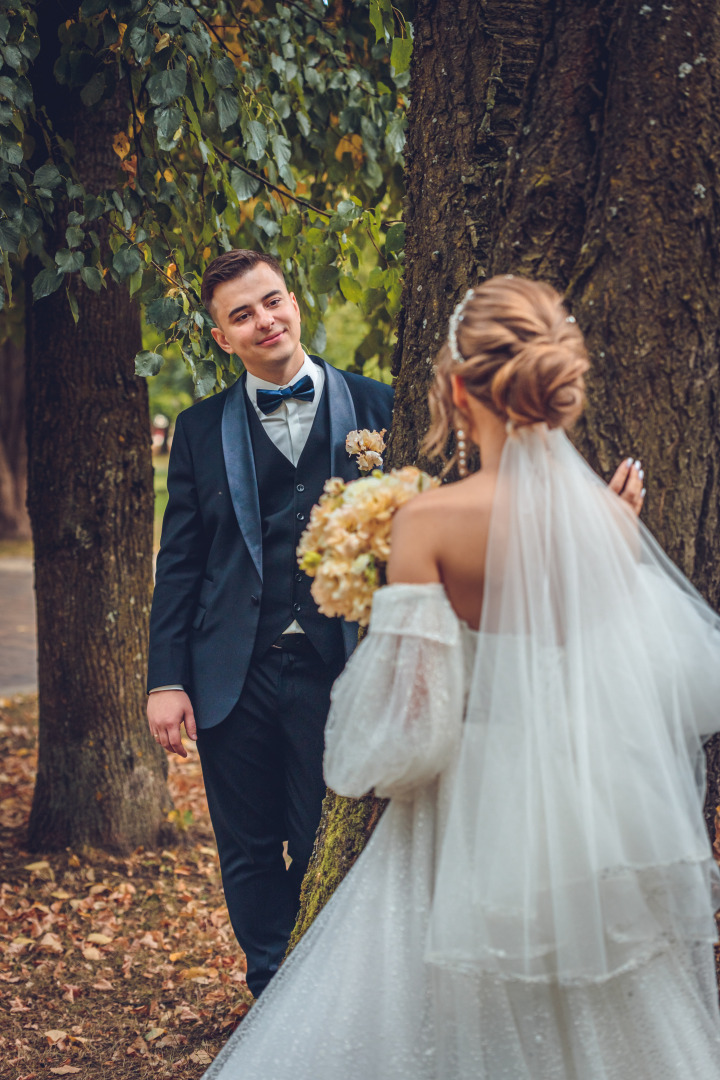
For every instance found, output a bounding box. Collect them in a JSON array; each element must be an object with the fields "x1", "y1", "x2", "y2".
[
  {"x1": 189, "y1": 1049, "x2": 213, "y2": 1064},
  {"x1": 86, "y1": 931, "x2": 114, "y2": 944},
  {"x1": 44, "y1": 1029, "x2": 68, "y2": 1044}
]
